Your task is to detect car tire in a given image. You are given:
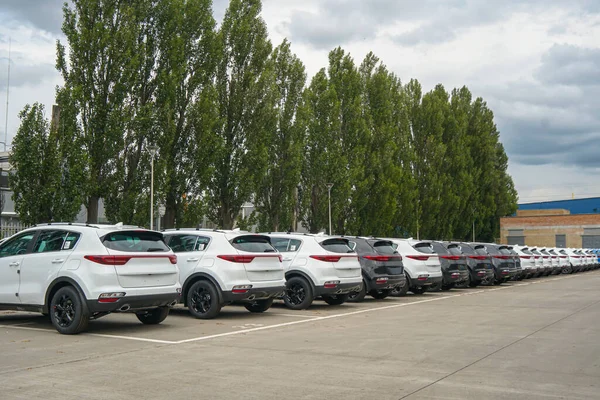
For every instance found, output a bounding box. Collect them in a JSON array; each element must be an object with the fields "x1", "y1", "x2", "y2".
[
  {"x1": 369, "y1": 289, "x2": 391, "y2": 300},
  {"x1": 441, "y1": 284, "x2": 454, "y2": 291},
  {"x1": 467, "y1": 274, "x2": 478, "y2": 288},
  {"x1": 322, "y1": 294, "x2": 349, "y2": 305},
  {"x1": 244, "y1": 298, "x2": 274, "y2": 313},
  {"x1": 187, "y1": 280, "x2": 222, "y2": 319},
  {"x1": 136, "y1": 306, "x2": 170, "y2": 324},
  {"x1": 283, "y1": 276, "x2": 314, "y2": 310},
  {"x1": 347, "y1": 281, "x2": 367, "y2": 302},
  {"x1": 50, "y1": 286, "x2": 90, "y2": 335},
  {"x1": 390, "y1": 284, "x2": 409, "y2": 297}
]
